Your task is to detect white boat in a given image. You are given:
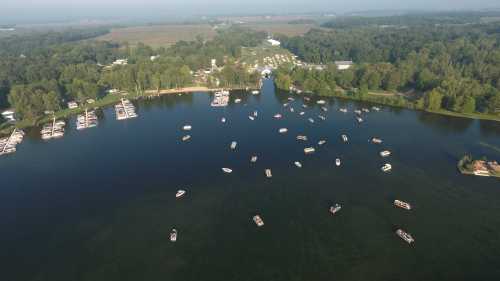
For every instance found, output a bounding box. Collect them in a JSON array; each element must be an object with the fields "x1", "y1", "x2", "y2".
[
  {"x1": 304, "y1": 97, "x2": 311, "y2": 102},
  {"x1": 381, "y1": 163, "x2": 392, "y2": 172},
  {"x1": 354, "y1": 109, "x2": 362, "y2": 114},
  {"x1": 182, "y1": 125, "x2": 192, "y2": 131},
  {"x1": 221, "y1": 117, "x2": 226, "y2": 123},
  {"x1": 321, "y1": 106, "x2": 328, "y2": 112},
  {"x1": 304, "y1": 147, "x2": 315, "y2": 154},
  {"x1": 299, "y1": 111, "x2": 305, "y2": 116},
  {"x1": 308, "y1": 118, "x2": 315, "y2": 123},
  {"x1": 362, "y1": 108, "x2": 370, "y2": 113},
  {"x1": 302, "y1": 104, "x2": 308, "y2": 108},
  {"x1": 234, "y1": 98, "x2": 242, "y2": 103},
  {"x1": 182, "y1": 135, "x2": 191, "y2": 142},
  {"x1": 170, "y1": 229, "x2": 178, "y2": 242},
  {"x1": 329, "y1": 204, "x2": 342, "y2": 215},
  {"x1": 341, "y1": 134, "x2": 348, "y2": 143},
  {"x1": 251, "y1": 156, "x2": 258, "y2": 163},
  {"x1": 279, "y1": 128, "x2": 288, "y2": 134},
  {"x1": 230, "y1": 141, "x2": 237, "y2": 150},
  {"x1": 294, "y1": 161, "x2": 302, "y2": 168},
  {"x1": 339, "y1": 108, "x2": 348, "y2": 113},
  {"x1": 253, "y1": 215, "x2": 264, "y2": 227},
  {"x1": 251, "y1": 90, "x2": 260, "y2": 95},
  {"x1": 265, "y1": 169, "x2": 272, "y2": 178},
  {"x1": 287, "y1": 97, "x2": 295, "y2": 102},
  {"x1": 248, "y1": 116, "x2": 255, "y2": 121},
  {"x1": 356, "y1": 116, "x2": 363, "y2": 123},
  {"x1": 283, "y1": 103, "x2": 289, "y2": 107},
  {"x1": 394, "y1": 200, "x2": 412, "y2": 210},
  {"x1": 371, "y1": 137, "x2": 383, "y2": 144},
  {"x1": 273, "y1": 114, "x2": 282, "y2": 119},
  {"x1": 372, "y1": 106, "x2": 381, "y2": 111},
  {"x1": 335, "y1": 158, "x2": 341, "y2": 167},
  {"x1": 317, "y1": 100, "x2": 326, "y2": 105},
  {"x1": 222, "y1": 168, "x2": 233, "y2": 174},
  {"x1": 380, "y1": 150, "x2": 391, "y2": 157},
  {"x1": 253, "y1": 111, "x2": 258, "y2": 117},
  {"x1": 290, "y1": 107, "x2": 294, "y2": 113},
  {"x1": 318, "y1": 140, "x2": 326, "y2": 146},
  {"x1": 176, "y1": 190, "x2": 186, "y2": 198},
  {"x1": 396, "y1": 229, "x2": 414, "y2": 244},
  {"x1": 318, "y1": 115, "x2": 326, "y2": 121},
  {"x1": 296, "y1": 135, "x2": 308, "y2": 141}
]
